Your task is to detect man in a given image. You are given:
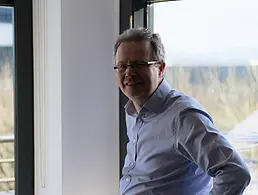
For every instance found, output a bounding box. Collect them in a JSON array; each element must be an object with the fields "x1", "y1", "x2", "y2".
[{"x1": 113, "y1": 27, "x2": 251, "y2": 195}]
